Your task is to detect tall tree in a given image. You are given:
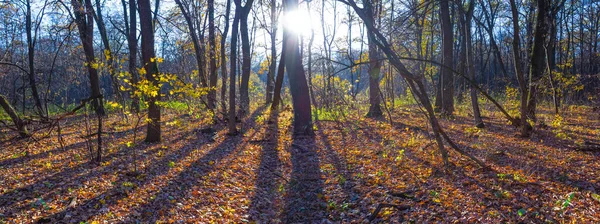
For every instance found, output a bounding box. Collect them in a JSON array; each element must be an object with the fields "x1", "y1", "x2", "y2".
[
  {"x1": 174, "y1": 0, "x2": 209, "y2": 90},
  {"x1": 265, "y1": 0, "x2": 278, "y2": 105},
  {"x1": 461, "y1": 0, "x2": 483, "y2": 127},
  {"x1": 238, "y1": 0, "x2": 256, "y2": 115},
  {"x1": 435, "y1": 0, "x2": 454, "y2": 115},
  {"x1": 208, "y1": 0, "x2": 218, "y2": 111},
  {"x1": 139, "y1": 0, "x2": 161, "y2": 142},
  {"x1": 122, "y1": 0, "x2": 140, "y2": 112},
  {"x1": 283, "y1": 0, "x2": 313, "y2": 135},
  {"x1": 228, "y1": 0, "x2": 242, "y2": 134},
  {"x1": 365, "y1": 0, "x2": 383, "y2": 117},
  {"x1": 71, "y1": 0, "x2": 104, "y2": 116},
  {"x1": 509, "y1": 0, "x2": 530, "y2": 135},
  {"x1": 25, "y1": 0, "x2": 45, "y2": 117},
  {"x1": 221, "y1": 0, "x2": 232, "y2": 115},
  {"x1": 524, "y1": 0, "x2": 551, "y2": 134}
]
